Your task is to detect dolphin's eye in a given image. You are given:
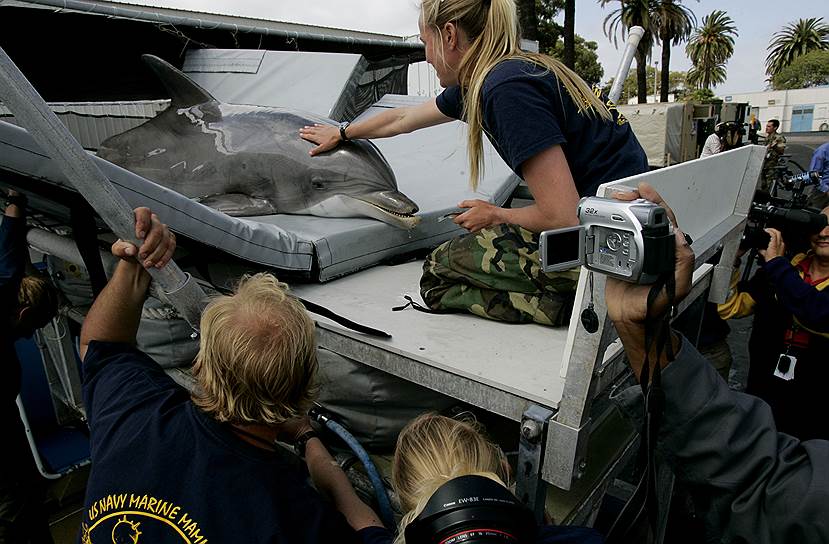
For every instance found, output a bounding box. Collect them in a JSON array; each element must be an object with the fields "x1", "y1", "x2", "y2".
[{"x1": 312, "y1": 181, "x2": 325, "y2": 190}]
